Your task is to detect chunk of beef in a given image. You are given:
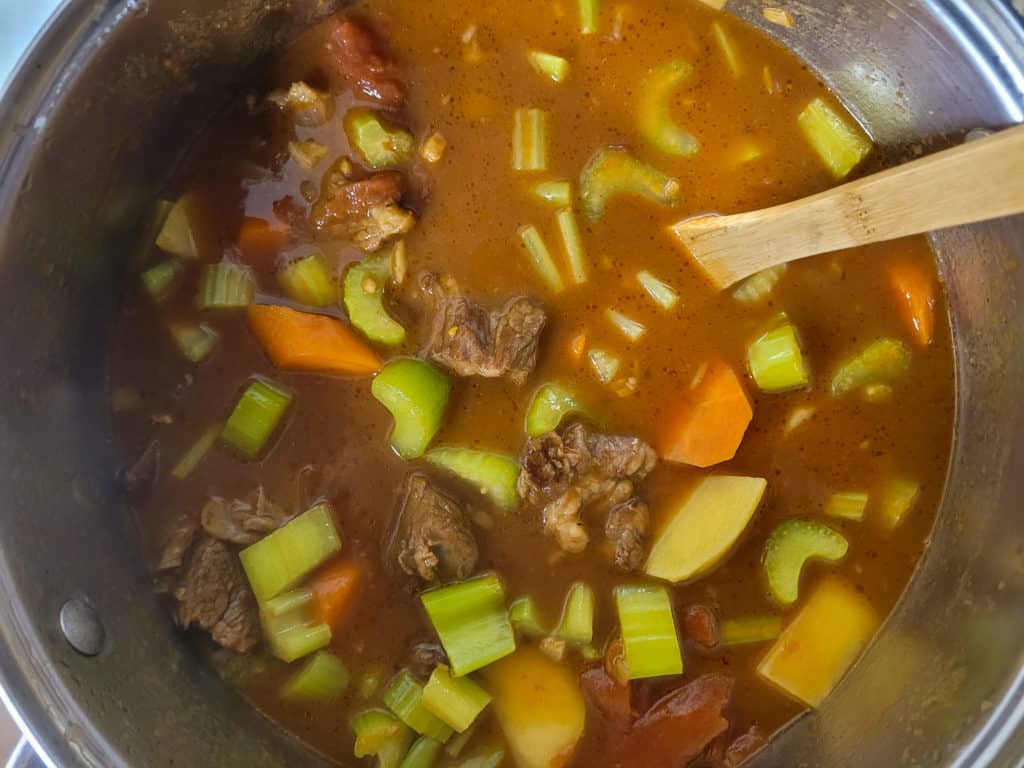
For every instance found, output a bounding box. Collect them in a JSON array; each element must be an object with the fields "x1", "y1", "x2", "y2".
[
  {"x1": 174, "y1": 536, "x2": 260, "y2": 653},
  {"x1": 157, "y1": 513, "x2": 199, "y2": 571},
  {"x1": 420, "y1": 273, "x2": 547, "y2": 385},
  {"x1": 581, "y1": 667, "x2": 633, "y2": 731},
  {"x1": 324, "y1": 16, "x2": 406, "y2": 108},
  {"x1": 708, "y1": 726, "x2": 767, "y2": 768},
  {"x1": 682, "y1": 604, "x2": 720, "y2": 649},
  {"x1": 311, "y1": 171, "x2": 415, "y2": 252},
  {"x1": 406, "y1": 642, "x2": 449, "y2": 679},
  {"x1": 201, "y1": 487, "x2": 288, "y2": 546},
  {"x1": 518, "y1": 422, "x2": 656, "y2": 569},
  {"x1": 388, "y1": 474, "x2": 478, "y2": 582}
]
